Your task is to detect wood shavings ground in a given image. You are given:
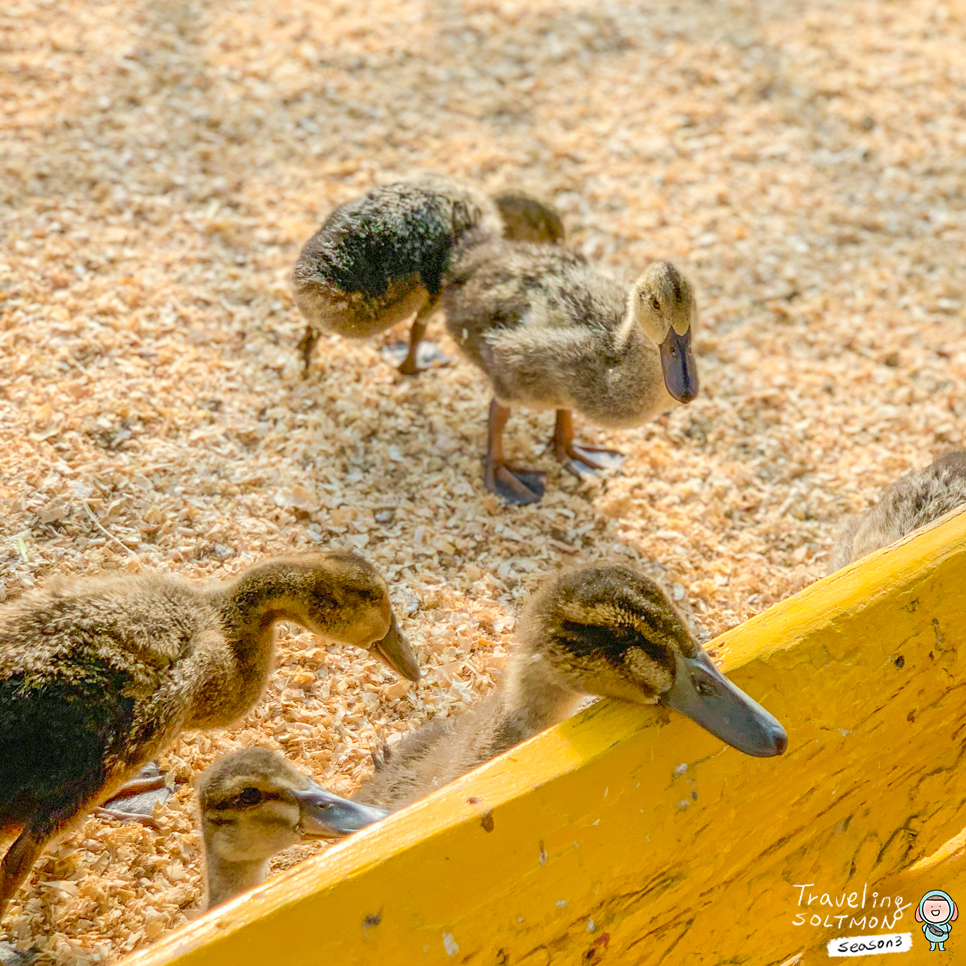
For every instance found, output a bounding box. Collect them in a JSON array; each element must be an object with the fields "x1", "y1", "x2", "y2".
[{"x1": 1, "y1": 0, "x2": 964, "y2": 961}]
